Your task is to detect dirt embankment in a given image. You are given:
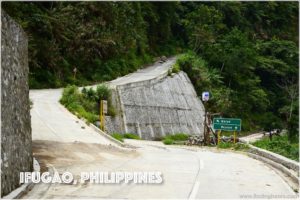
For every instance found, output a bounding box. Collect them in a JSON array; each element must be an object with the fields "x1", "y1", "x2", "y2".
[{"x1": 33, "y1": 140, "x2": 138, "y2": 173}]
